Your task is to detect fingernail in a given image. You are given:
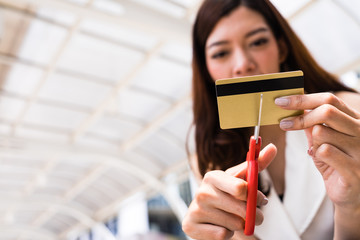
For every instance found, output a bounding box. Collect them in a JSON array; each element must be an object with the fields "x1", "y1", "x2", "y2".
[
  {"x1": 262, "y1": 197, "x2": 269, "y2": 206},
  {"x1": 275, "y1": 97, "x2": 290, "y2": 107},
  {"x1": 280, "y1": 120, "x2": 293, "y2": 129},
  {"x1": 307, "y1": 146, "x2": 313, "y2": 156}
]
